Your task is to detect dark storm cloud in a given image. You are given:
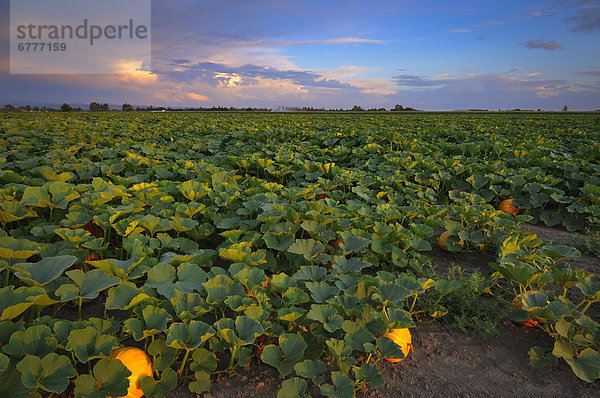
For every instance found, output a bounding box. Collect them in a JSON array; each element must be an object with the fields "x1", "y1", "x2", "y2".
[{"x1": 161, "y1": 61, "x2": 352, "y2": 89}]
